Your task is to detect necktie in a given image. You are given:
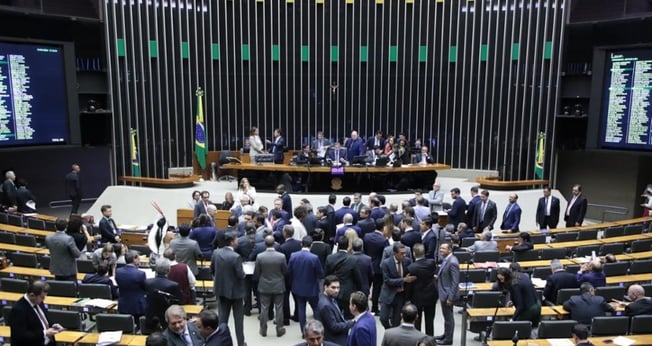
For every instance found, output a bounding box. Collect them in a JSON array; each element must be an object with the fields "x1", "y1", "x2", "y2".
[
  {"x1": 396, "y1": 261, "x2": 404, "y2": 292},
  {"x1": 333, "y1": 298, "x2": 343, "y2": 317},
  {"x1": 481, "y1": 202, "x2": 487, "y2": 220},
  {"x1": 33, "y1": 305, "x2": 49, "y2": 329},
  {"x1": 182, "y1": 330, "x2": 193, "y2": 346},
  {"x1": 335, "y1": 152, "x2": 339, "y2": 161},
  {"x1": 504, "y1": 204, "x2": 512, "y2": 218}
]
